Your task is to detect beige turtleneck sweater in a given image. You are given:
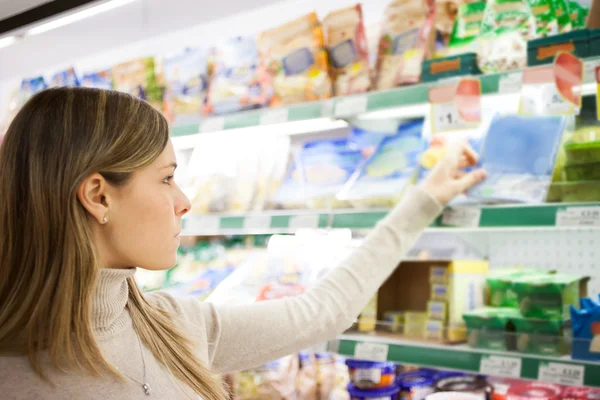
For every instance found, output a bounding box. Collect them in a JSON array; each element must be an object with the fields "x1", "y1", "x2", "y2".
[{"x1": 0, "y1": 187, "x2": 441, "y2": 400}]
